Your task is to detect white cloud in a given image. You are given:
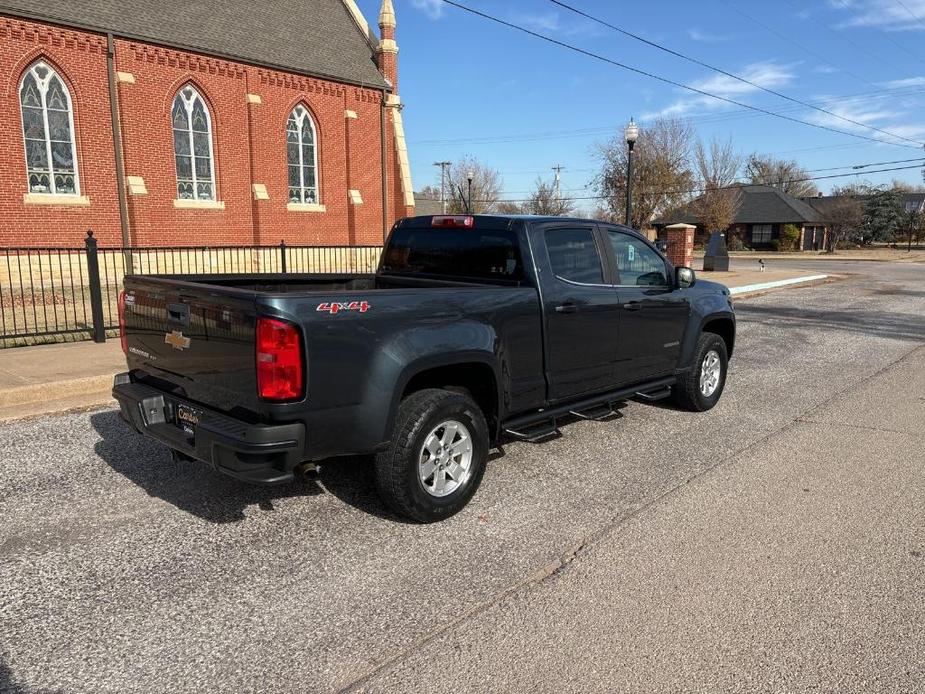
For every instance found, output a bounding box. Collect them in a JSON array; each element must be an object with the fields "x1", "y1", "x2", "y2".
[
  {"x1": 692, "y1": 62, "x2": 796, "y2": 97},
  {"x1": 506, "y1": 10, "x2": 600, "y2": 37},
  {"x1": 831, "y1": 0, "x2": 925, "y2": 31},
  {"x1": 641, "y1": 62, "x2": 798, "y2": 120},
  {"x1": 687, "y1": 28, "x2": 728, "y2": 43},
  {"x1": 880, "y1": 76, "x2": 925, "y2": 87},
  {"x1": 813, "y1": 64, "x2": 840, "y2": 74},
  {"x1": 411, "y1": 0, "x2": 444, "y2": 20},
  {"x1": 806, "y1": 93, "x2": 925, "y2": 143}
]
